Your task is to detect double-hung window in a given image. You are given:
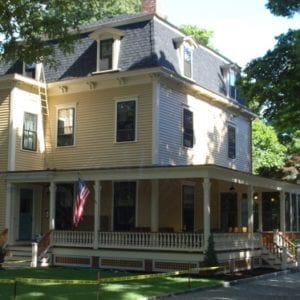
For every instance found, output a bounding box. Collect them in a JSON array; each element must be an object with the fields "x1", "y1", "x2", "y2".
[
  {"x1": 22, "y1": 112, "x2": 37, "y2": 151},
  {"x1": 229, "y1": 70, "x2": 237, "y2": 99},
  {"x1": 182, "y1": 184, "x2": 195, "y2": 231},
  {"x1": 228, "y1": 125, "x2": 236, "y2": 159},
  {"x1": 183, "y1": 44, "x2": 192, "y2": 78},
  {"x1": 116, "y1": 99, "x2": 136, "y2": 142},
  {"x1": 57, "y1": 107, "x2": 75, "y2": 147},
  {"x1": 99, "y1": 39, "x2": 113, "y2": 71},
  {"x1": 183, "y1": 108, "x2": 194, "y2": 148}
]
